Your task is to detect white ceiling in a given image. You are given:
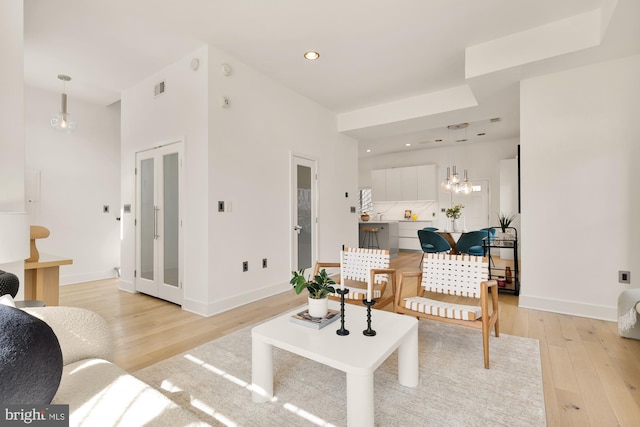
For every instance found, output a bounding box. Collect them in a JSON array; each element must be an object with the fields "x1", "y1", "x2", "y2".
[{"x1": 23, "y1": 0, "x2": 639, "y2": 157}]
